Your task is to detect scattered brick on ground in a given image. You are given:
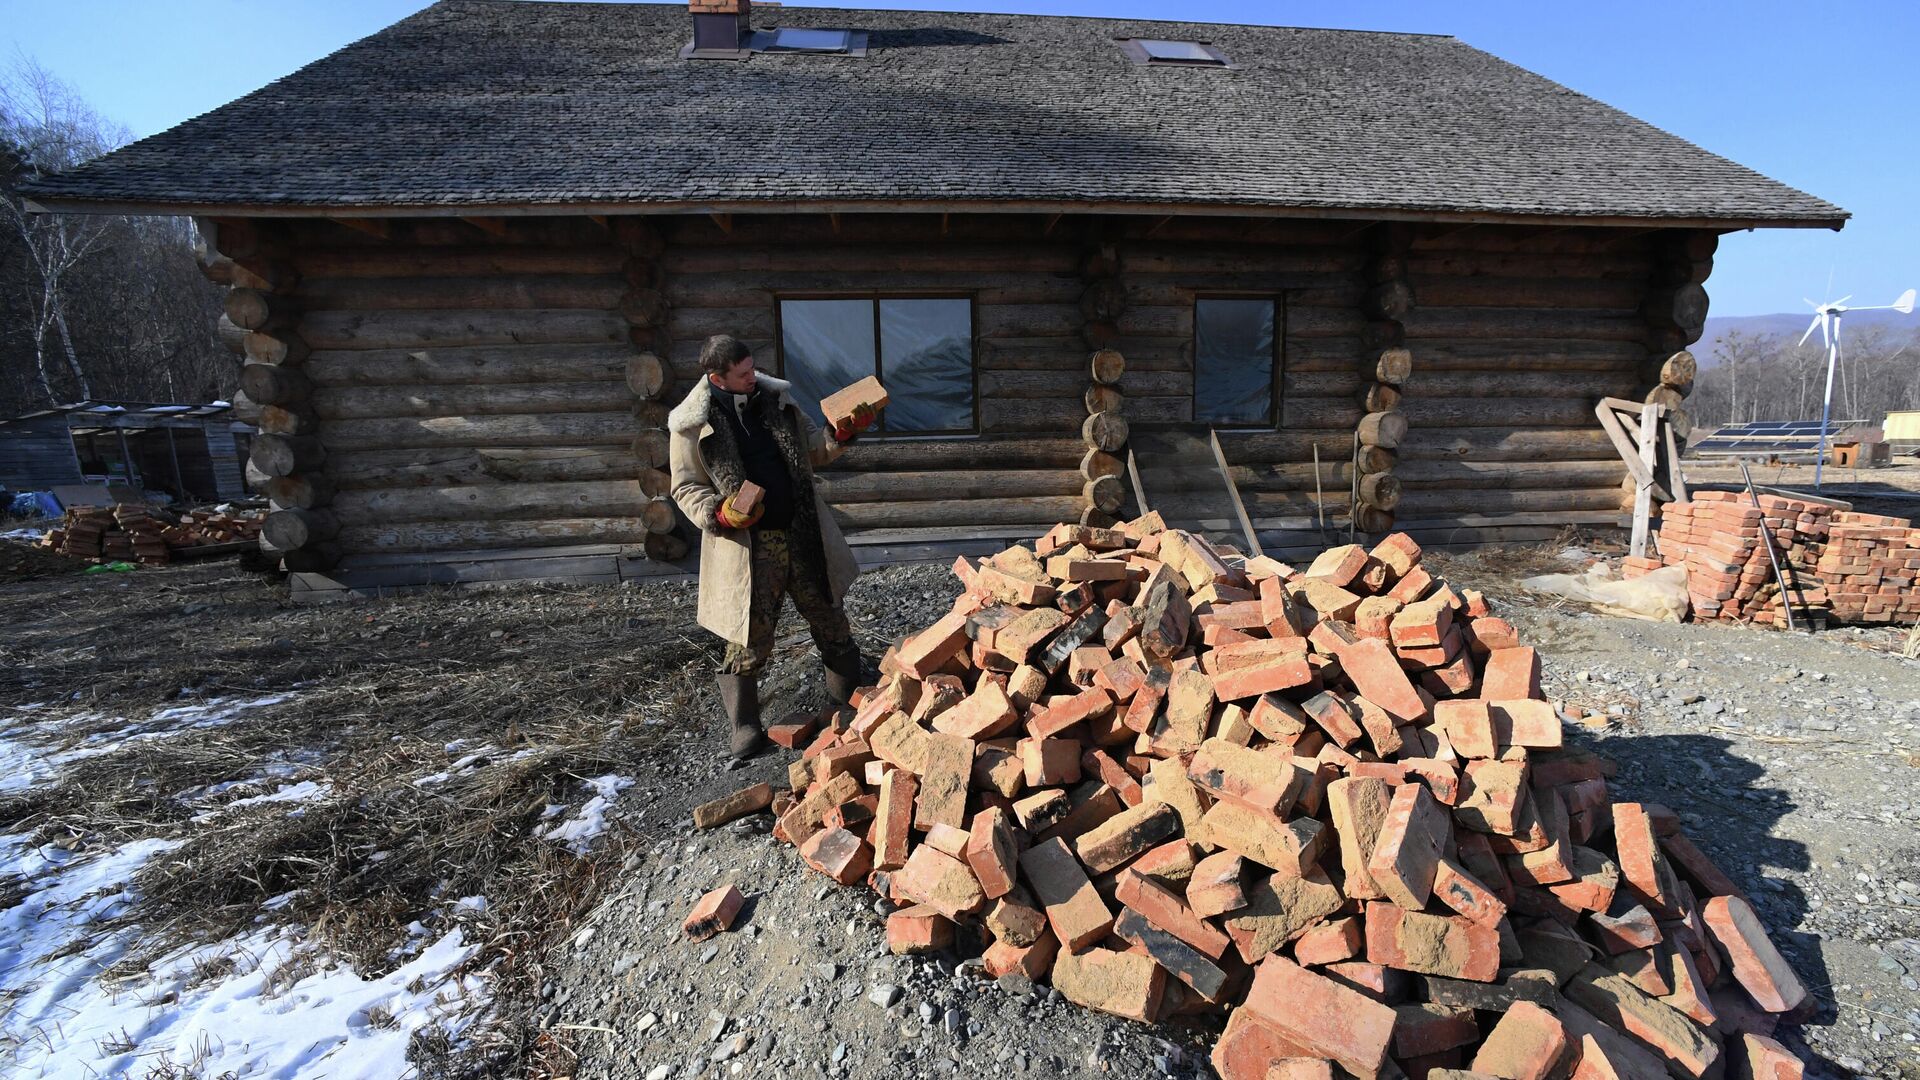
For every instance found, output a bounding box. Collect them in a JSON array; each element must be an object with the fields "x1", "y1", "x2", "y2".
[{"x1": 697, "y1": 514, "x2": 1812, "y2": 1078}]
